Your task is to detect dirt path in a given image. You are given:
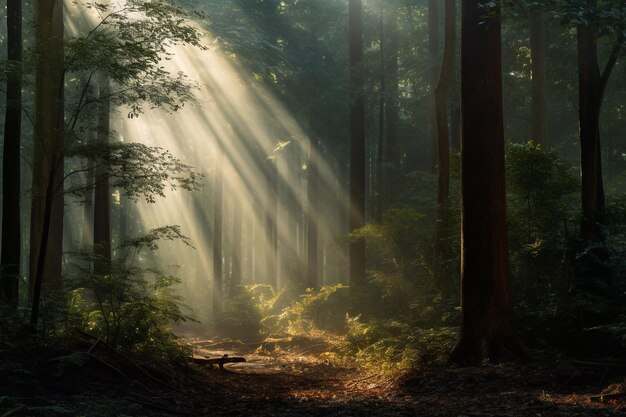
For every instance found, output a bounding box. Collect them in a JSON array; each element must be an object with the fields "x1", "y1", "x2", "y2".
[
  {"x1": 1, "y1": 337, "x2": 625, "y2": 416},
  {"x1": 186, "y1": 338, "x2": 626, "y2": 417}
]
